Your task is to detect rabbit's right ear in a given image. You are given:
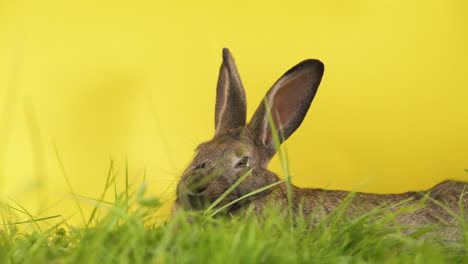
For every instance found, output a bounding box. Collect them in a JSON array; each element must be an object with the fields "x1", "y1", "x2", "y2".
[
  {"x1": 214, "y1": 48, "x2": 247, "y2": 136},
  {"x1": 247, "y1": 59, "x2": 324, "y2": 159}
]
